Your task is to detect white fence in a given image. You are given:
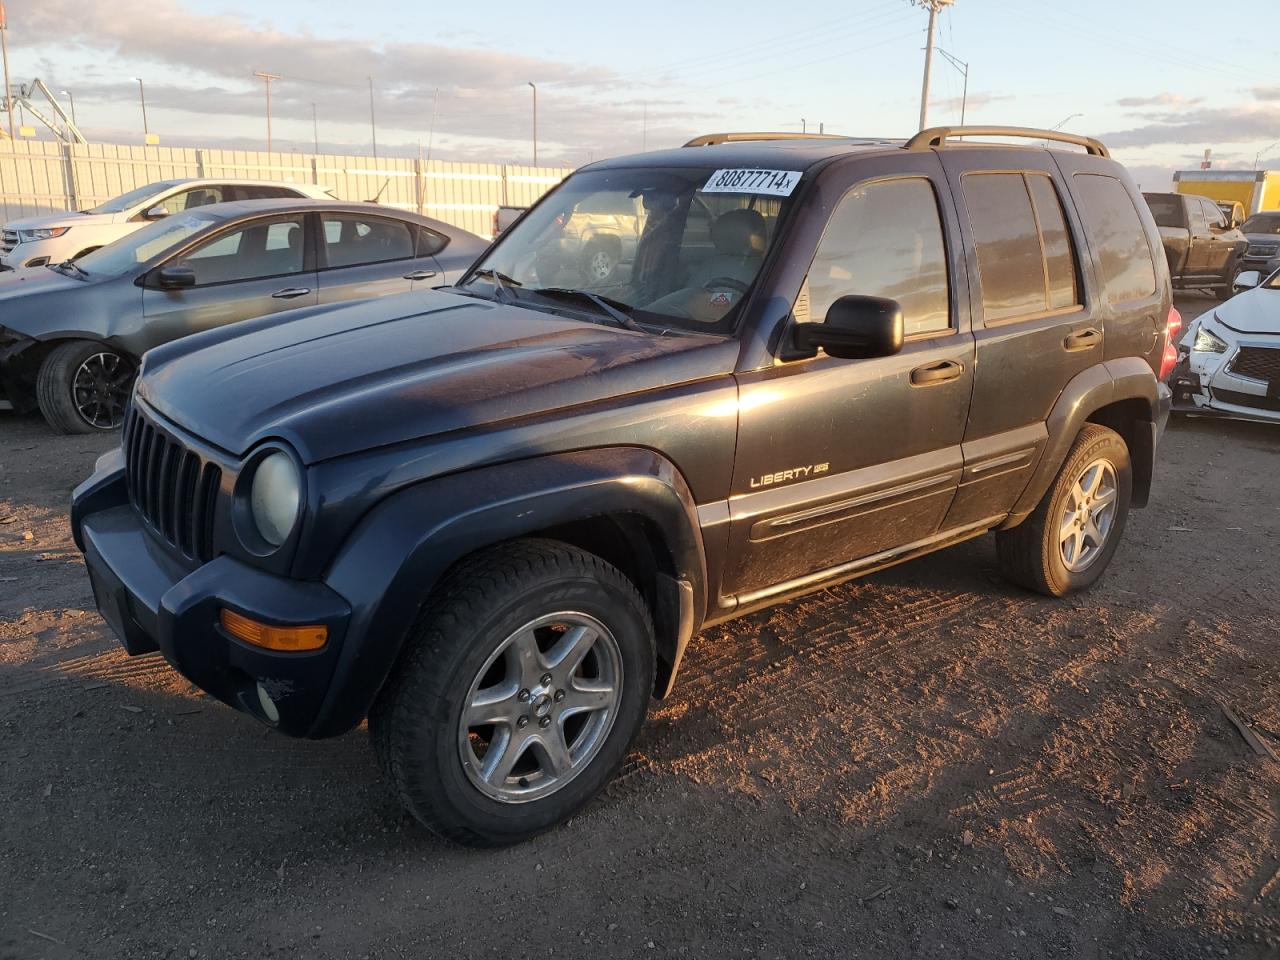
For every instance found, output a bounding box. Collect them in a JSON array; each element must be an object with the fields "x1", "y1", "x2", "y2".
[{"x1": 0, "y1": 141, "x2": 569, "y2": 238}]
